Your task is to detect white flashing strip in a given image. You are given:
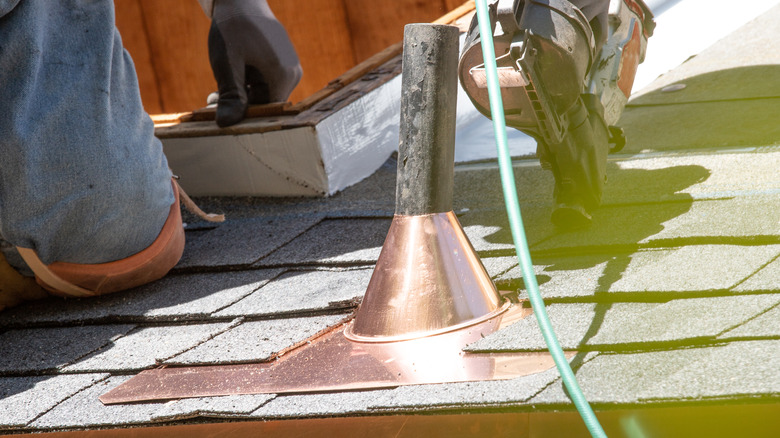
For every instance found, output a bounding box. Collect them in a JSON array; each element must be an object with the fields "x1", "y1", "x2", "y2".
[{"x1": 316, "y1": 74, "x2": 402, "y2": 196}]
